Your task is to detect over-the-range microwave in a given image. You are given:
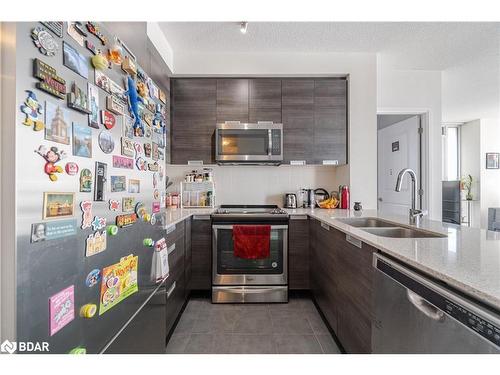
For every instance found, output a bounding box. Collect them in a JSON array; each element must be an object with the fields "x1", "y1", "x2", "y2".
[{"x1": 215, "y1": 122, "x2": 283, "y2": 165}]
